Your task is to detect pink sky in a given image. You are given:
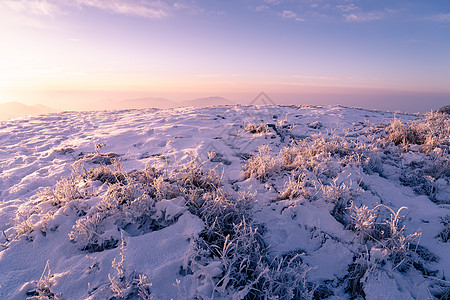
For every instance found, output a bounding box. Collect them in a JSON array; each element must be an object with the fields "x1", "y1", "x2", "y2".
[{"x1": 1, "y1": 0, "x2": 449, "y2": 112}]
